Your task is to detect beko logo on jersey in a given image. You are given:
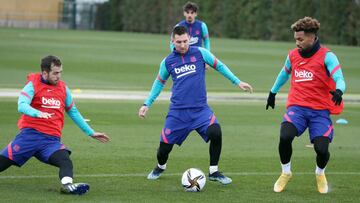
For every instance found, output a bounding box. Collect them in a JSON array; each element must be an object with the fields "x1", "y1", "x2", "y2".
[
  {"x1": 175, "y1": 64, "x2": 196, "y2": 78},
  {"x1": 41, "y1": 97, "x2": 61, "y2": 109},
  {"x1": 294, "y1": 69, "x2": 313, "y2": 82},
  {"x1": 189, "y1": 37, "x2": 199, "y2": 45}
]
